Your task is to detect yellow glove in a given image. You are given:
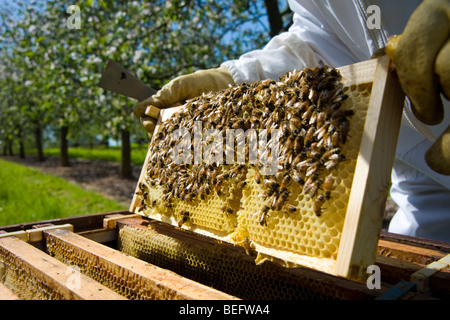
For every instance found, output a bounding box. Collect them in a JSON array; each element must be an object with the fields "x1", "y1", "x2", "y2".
[
  {"x1": 392, "y1": 0, "x2": 450, "y2": 125},
  {"x1": 133, "y1": 65, "x2": 234, "y2": 121},
  {"x1": 425, "y1": 124, "x2": 450, "y2": 175}
]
